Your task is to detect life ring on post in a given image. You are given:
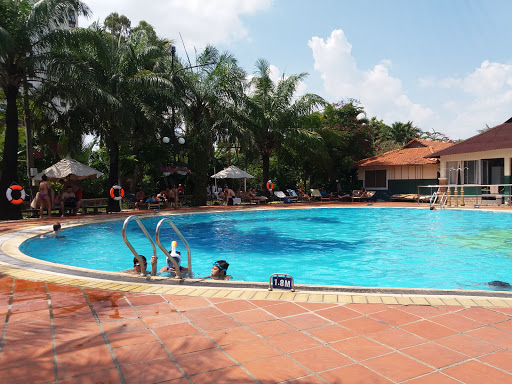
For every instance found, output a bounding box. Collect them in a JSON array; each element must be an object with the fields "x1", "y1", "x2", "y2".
[
  {"x1": 110, "y1": 185, "x2": 124, "y2": 200},
  {"x1": 266, "y1": 181, "x2": 273, "y2": 190},
  {"x1": 6, "y1": 184, "x2": 26, "y2": 205}
]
